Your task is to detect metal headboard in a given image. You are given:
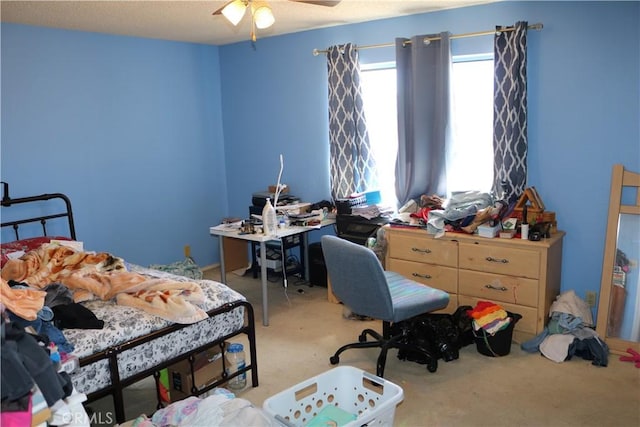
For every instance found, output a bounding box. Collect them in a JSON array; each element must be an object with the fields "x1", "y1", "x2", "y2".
[{"x1": 1, "y1": 182, "x2": 77, "y2": 241}]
